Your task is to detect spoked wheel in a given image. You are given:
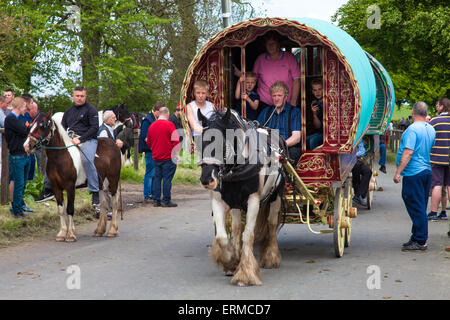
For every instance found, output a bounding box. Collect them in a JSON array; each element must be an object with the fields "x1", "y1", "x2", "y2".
[
  {"x1": 367, "y1": 158, "x2": 375, "y2": 210},
  {"x1": 344, "y1": 179, "x2": 354, "y2": 247},
  {"x1": 333, "y1": 186, "x2": 346, "y2": 257}
]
